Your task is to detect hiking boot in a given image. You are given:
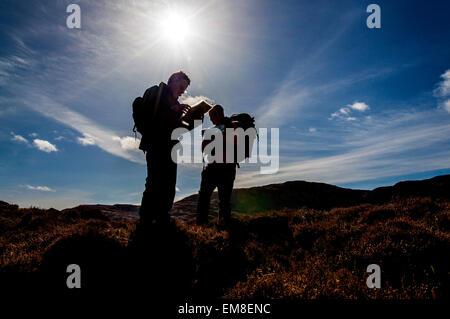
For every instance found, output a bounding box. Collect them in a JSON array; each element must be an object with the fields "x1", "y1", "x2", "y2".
[{"x1": 218, "y1": 216, "x2": 238, "y2": 228}]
